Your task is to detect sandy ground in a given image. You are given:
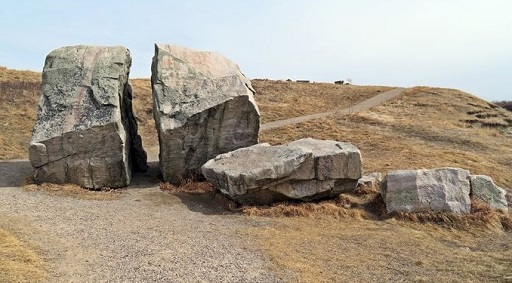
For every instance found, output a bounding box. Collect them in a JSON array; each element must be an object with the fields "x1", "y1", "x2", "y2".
[{"x1": 0, "y1": 158, "x2": 286, "y2": 282}]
